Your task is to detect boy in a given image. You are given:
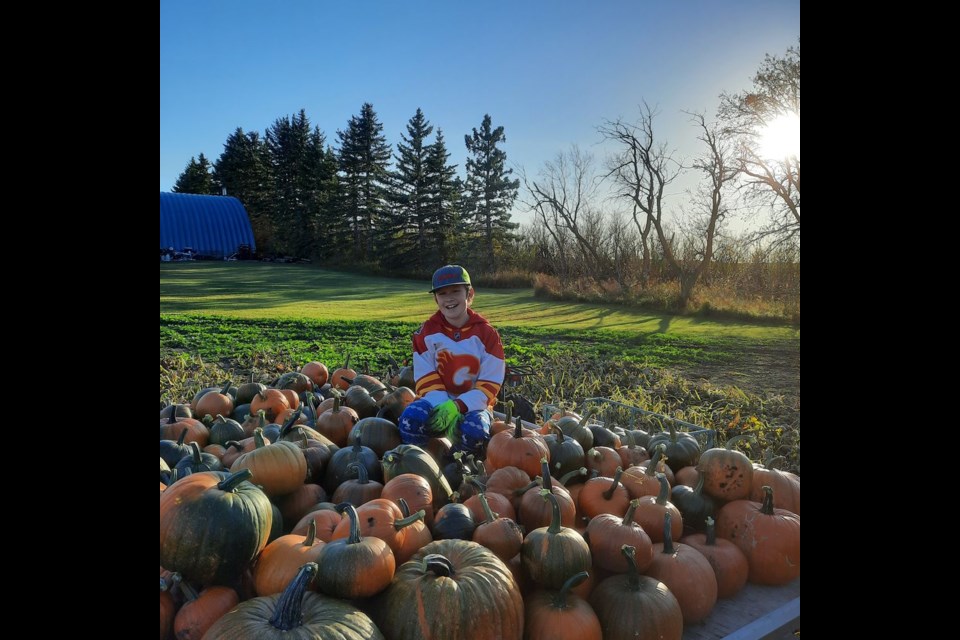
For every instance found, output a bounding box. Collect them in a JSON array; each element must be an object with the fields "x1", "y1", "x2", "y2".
[{"x1": 397, "y1": 265, "x2": 505, "y2": 456}]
